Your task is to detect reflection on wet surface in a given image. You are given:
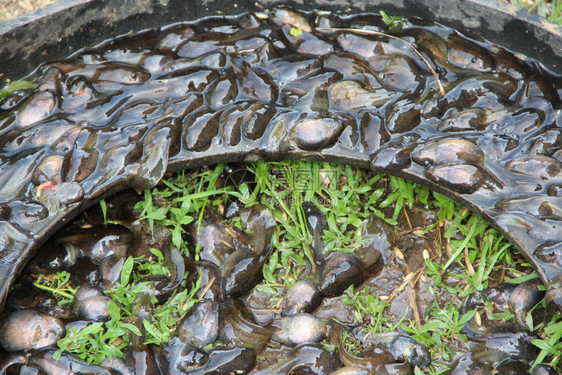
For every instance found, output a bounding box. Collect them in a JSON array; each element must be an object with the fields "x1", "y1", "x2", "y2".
[
  {"x1": 1, "y1": 162, "x2": 558, "y2": 373},
  {"x1": 0, "y1": 6, "x2": 561, "y2": 371}
]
